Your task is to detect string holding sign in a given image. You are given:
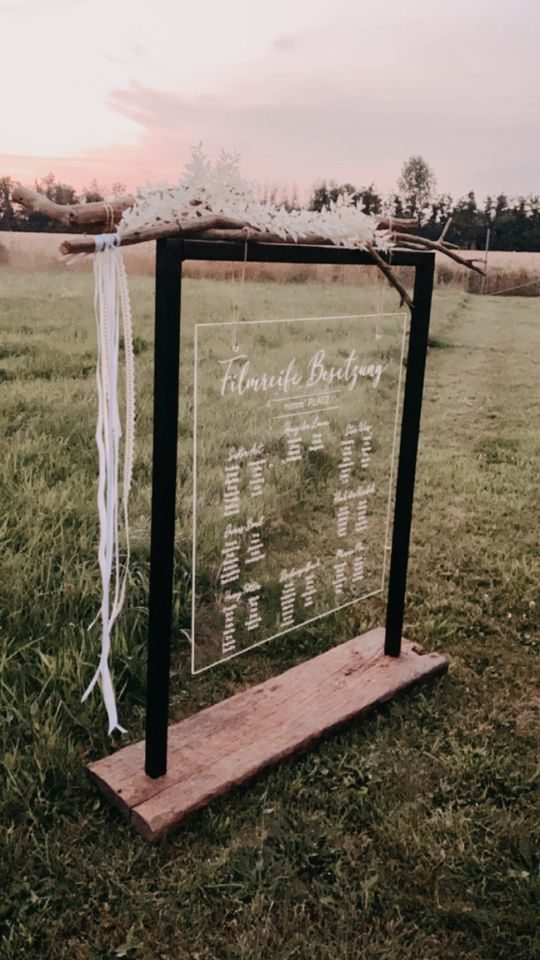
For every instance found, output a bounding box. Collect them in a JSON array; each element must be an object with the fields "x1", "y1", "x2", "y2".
[
  {"x1": 82, "y1": 235, "x2": 135, "y2": 734},
  {"x1": 229, "y1": 233, "x2": 250, "y2": 352}
]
